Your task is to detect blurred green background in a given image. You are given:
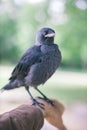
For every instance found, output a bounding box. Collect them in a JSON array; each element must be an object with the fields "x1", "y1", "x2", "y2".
[
  {"x1": 0, "y1": 0, "x2": 87, "y2": 102},
  {"x1": 0, "y1": 0, "x2": 87, "y2": 70},
  {"x1": 0, "y1": 0, "x2": 87, "y2": 105},
  {"x1": 0, "y1": 1, "x2": 87, "y2": 129}
]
